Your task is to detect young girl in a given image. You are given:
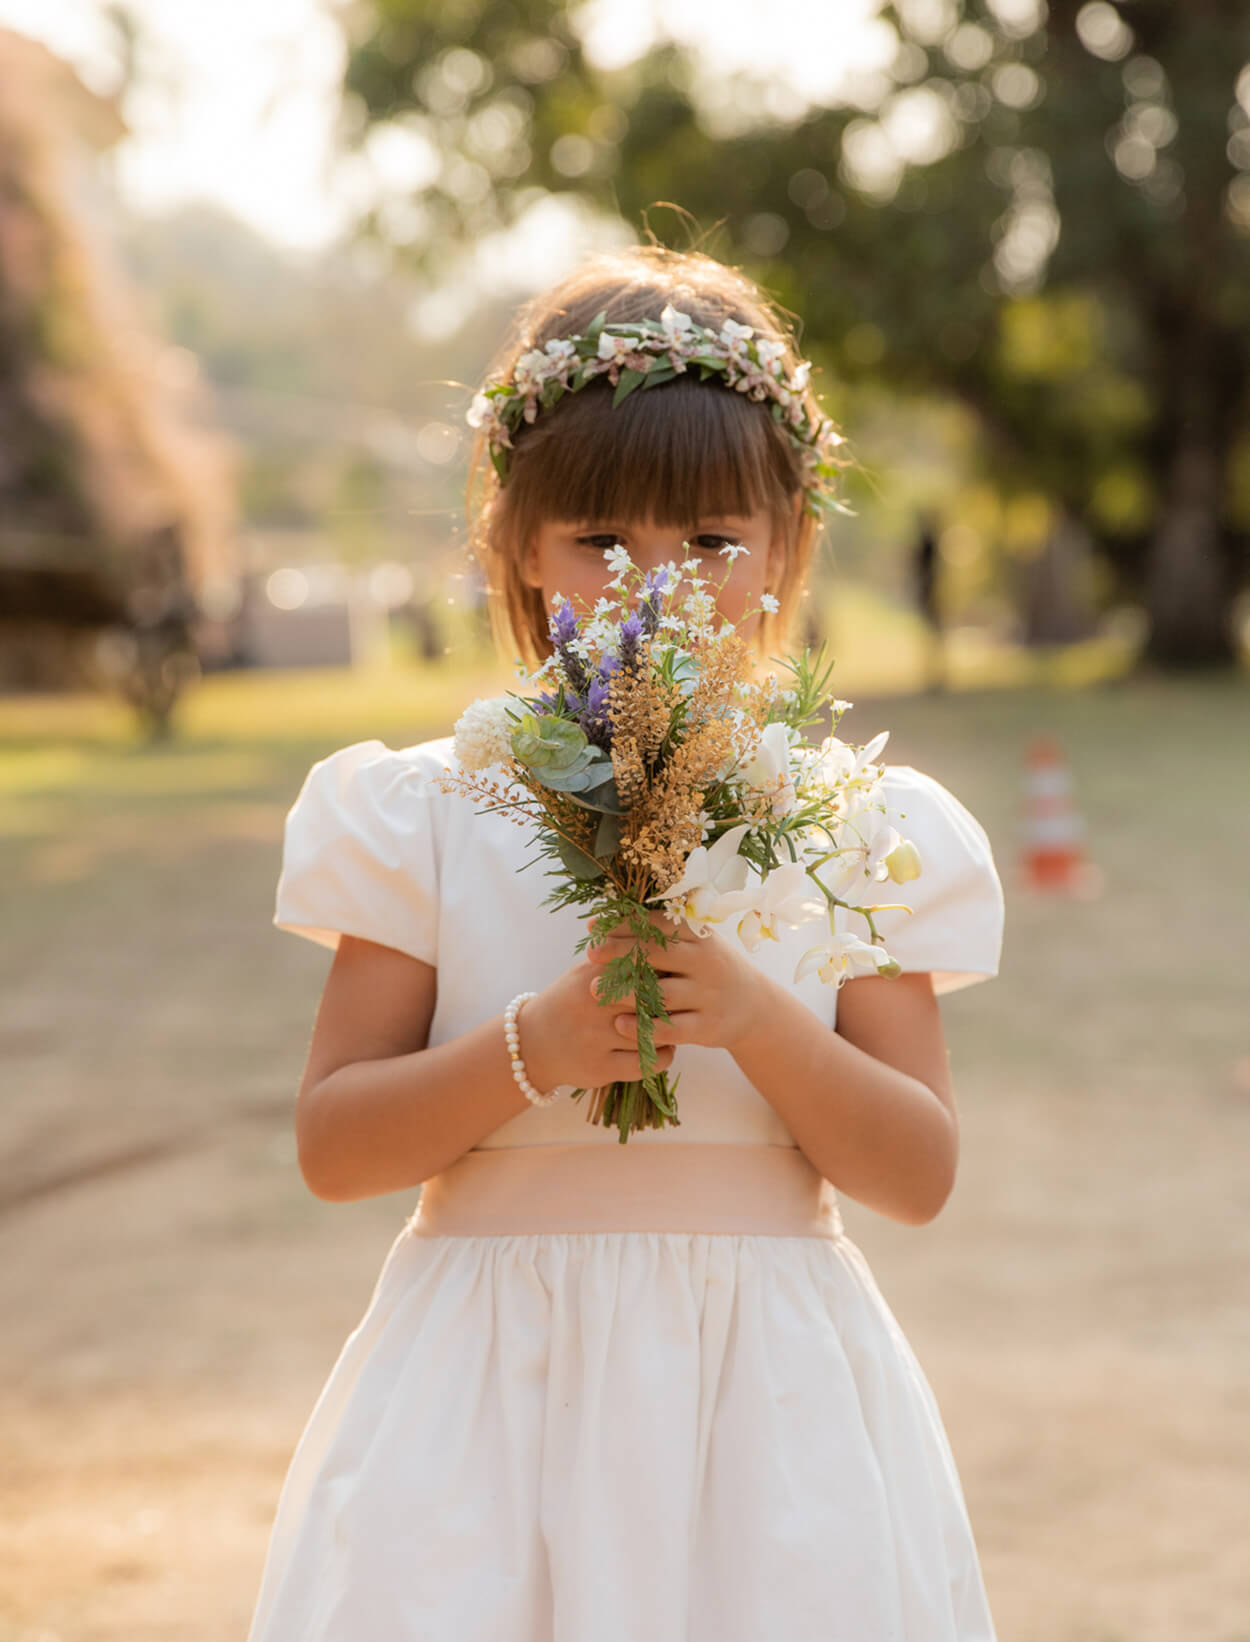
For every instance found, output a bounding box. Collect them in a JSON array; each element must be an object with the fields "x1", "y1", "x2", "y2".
[{"x1": 247, "y1": 246, "x2": 1006, "y2": 1642}]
